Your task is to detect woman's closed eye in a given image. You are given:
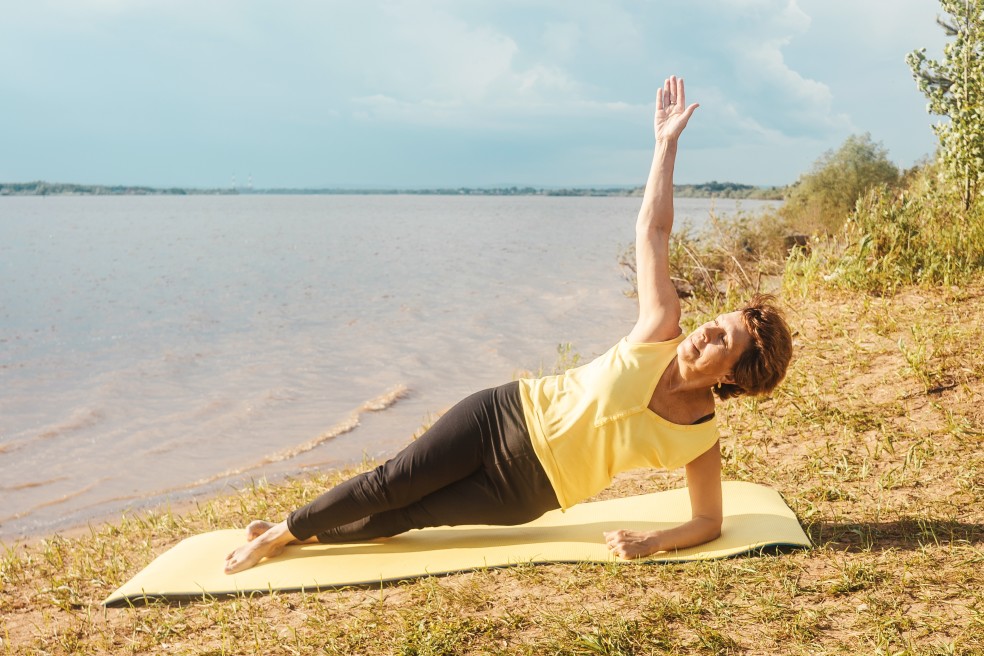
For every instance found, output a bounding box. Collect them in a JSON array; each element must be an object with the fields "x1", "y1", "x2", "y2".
[{"x1": 713, "y1": 319, "x2": 729, "y2": 347}]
